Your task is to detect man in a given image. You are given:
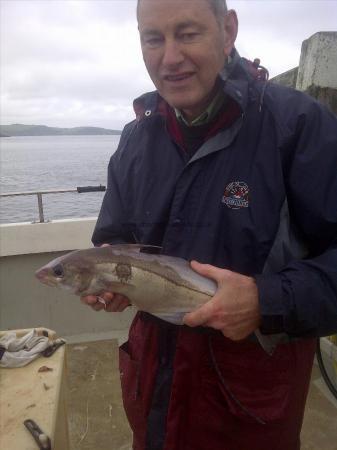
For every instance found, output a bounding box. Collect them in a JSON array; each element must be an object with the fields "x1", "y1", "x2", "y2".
[{"x1": 82, "y1": 1, "x2": 337, "y2": 449}]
